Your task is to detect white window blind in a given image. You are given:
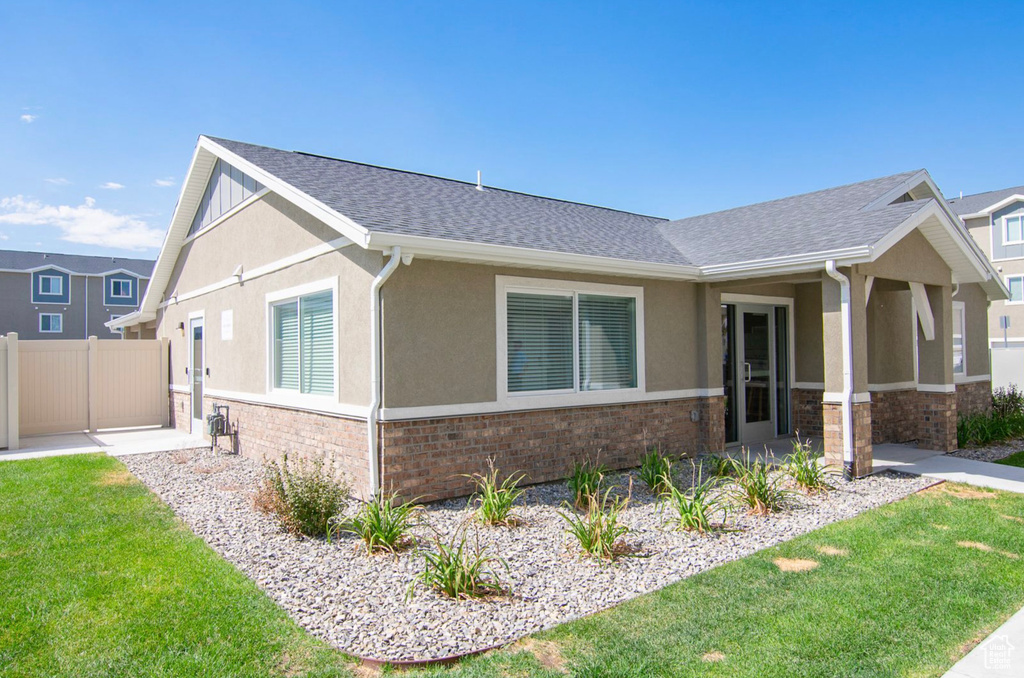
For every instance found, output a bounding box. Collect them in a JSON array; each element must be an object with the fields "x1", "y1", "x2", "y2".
[
  {"x1": 273, "y1": 290, "x2": 334, "y2": 395},
  {"x1": 274, "y1": 302, "x2": 300, "y2": 390},
  {"x1": 579, "y1": 294, "x2": 637, "y2": 391}
]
